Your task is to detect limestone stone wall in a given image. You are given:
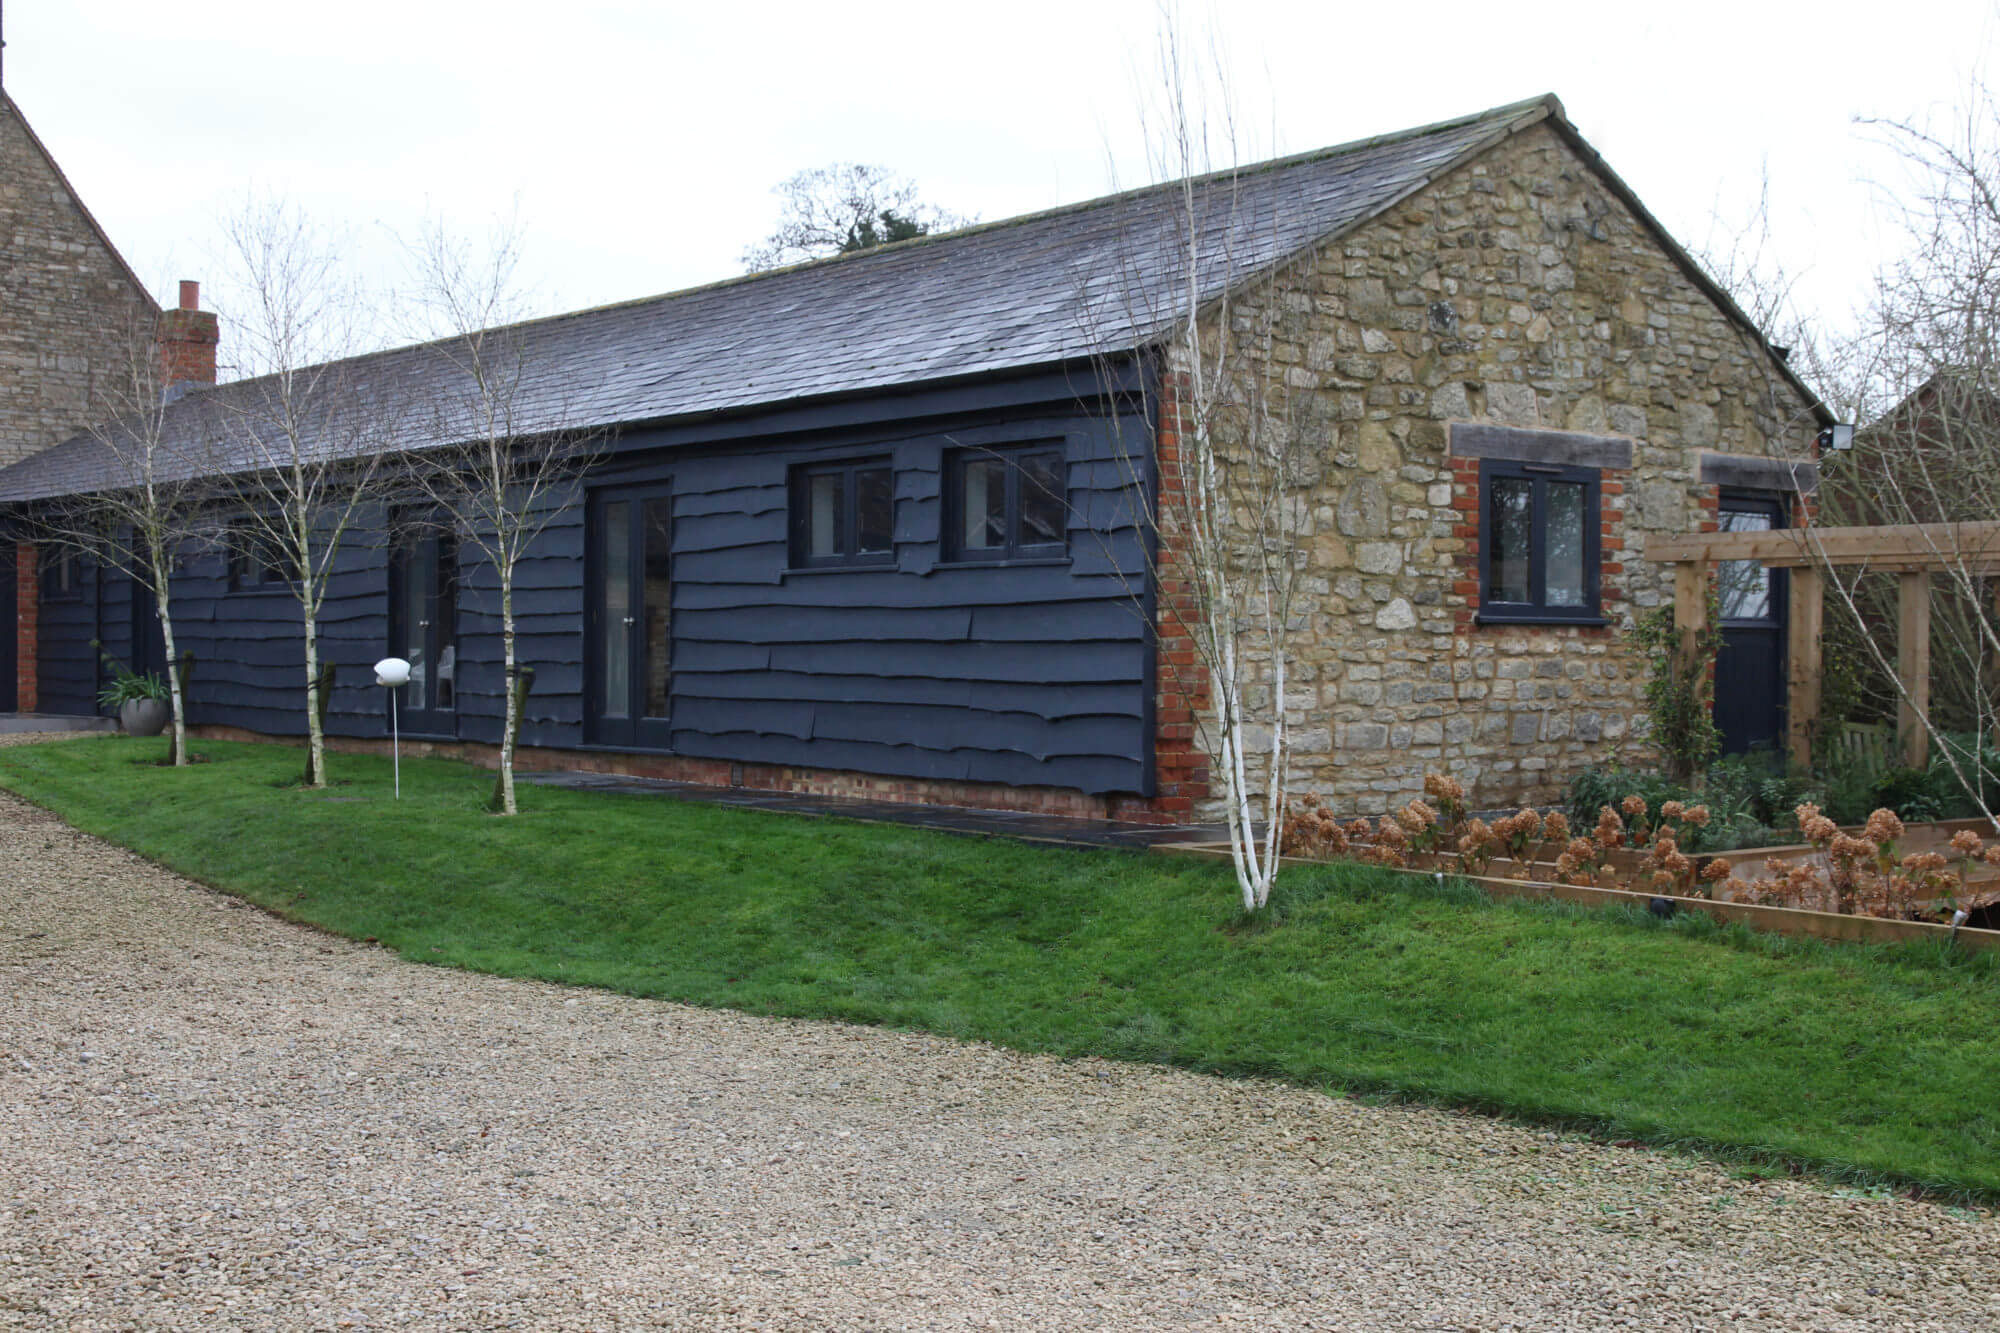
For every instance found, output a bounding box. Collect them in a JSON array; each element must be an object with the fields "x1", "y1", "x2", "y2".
[
  {"x1": 0, "y1": 95, "x2": 156, "y2": 467},
  {"x1": 1182, "y1": 121, "x2": 1819, "y2": 818}
]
